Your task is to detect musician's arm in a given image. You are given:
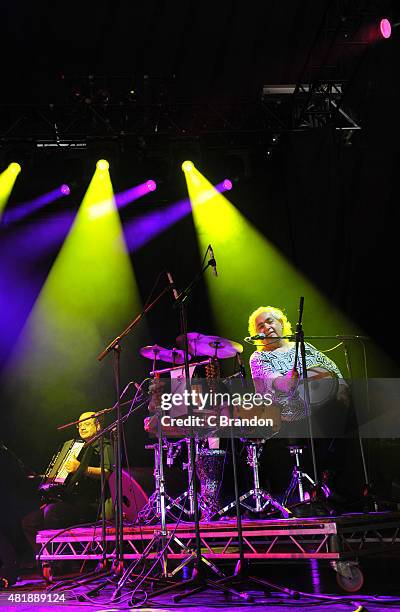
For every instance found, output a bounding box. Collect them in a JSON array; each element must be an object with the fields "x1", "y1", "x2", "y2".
[
  {"x1": 86, "y1": 466, "x2": 111, "y2": 479},
  {"x1": 250, "y1": 352, "x2": 296, "y2": 394},
  {"x1": 87, "y1": 440, "x2": 114, "y2": 478}
]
